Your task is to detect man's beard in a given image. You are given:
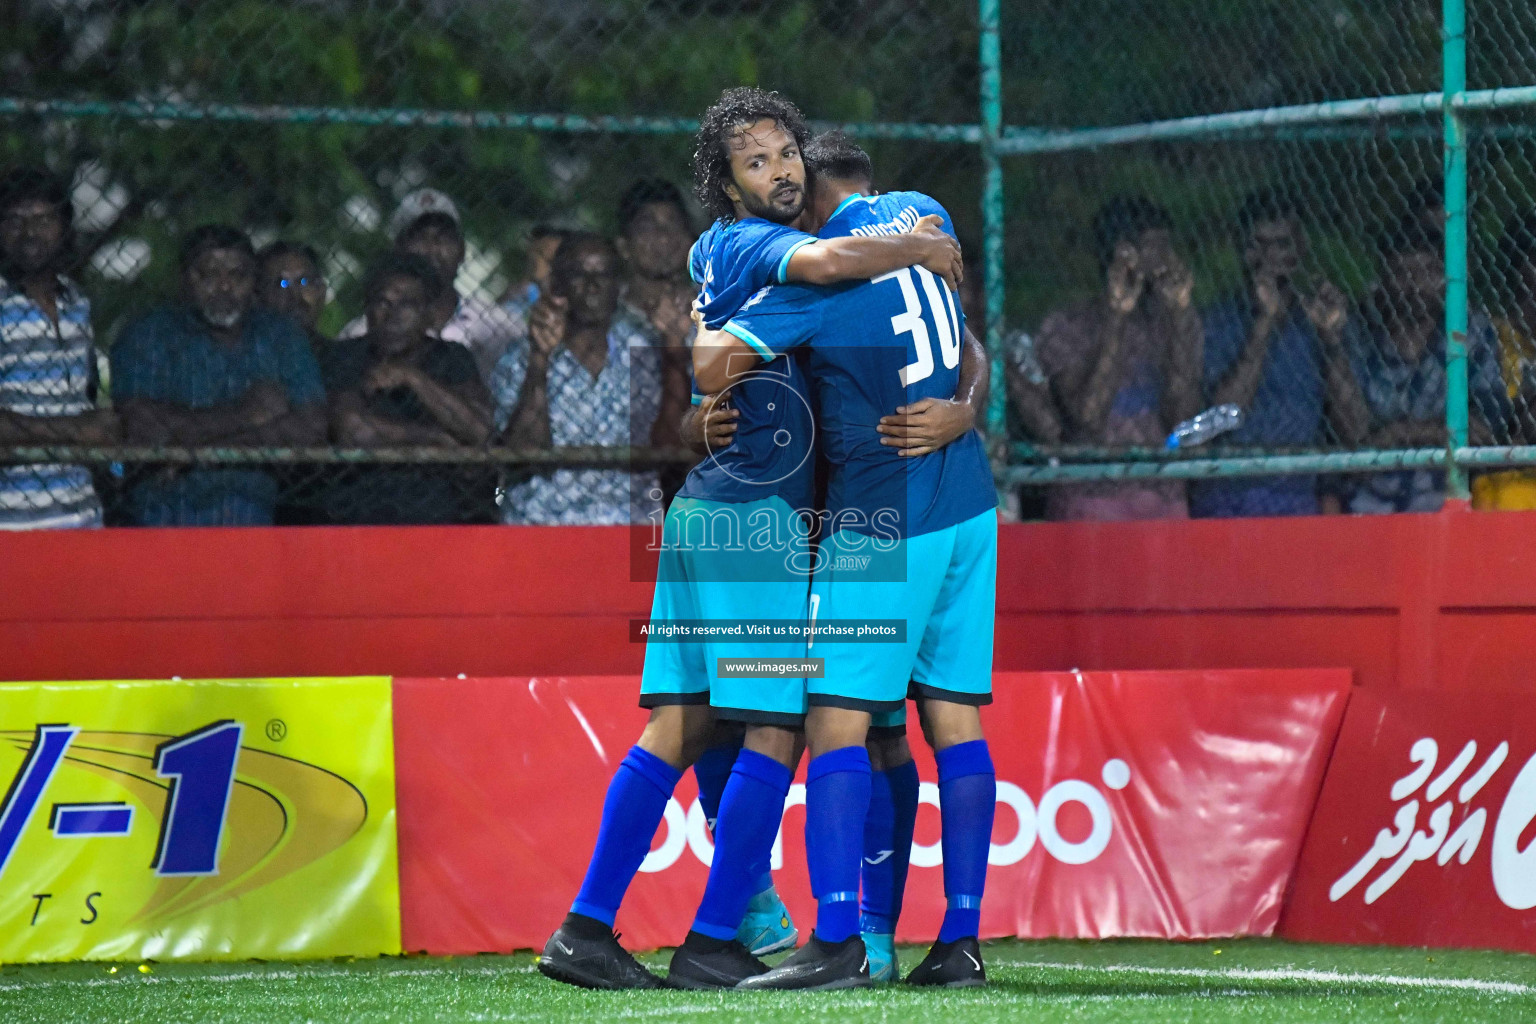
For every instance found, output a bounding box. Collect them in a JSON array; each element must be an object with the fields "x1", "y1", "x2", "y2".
[
  {"x1": 199, "y1": 304, "x2": 245, "y2": 330},
  {"x1": 0, "y1": 248, "x2": 57, "y2": 281},
  {"x1": 739, "y1": 182, "x2": 804, "y2": 224}
]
